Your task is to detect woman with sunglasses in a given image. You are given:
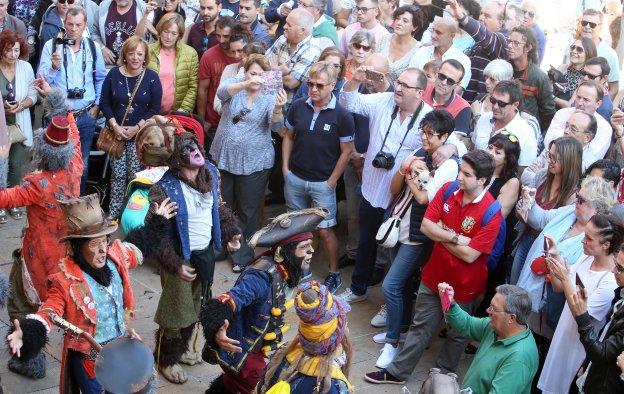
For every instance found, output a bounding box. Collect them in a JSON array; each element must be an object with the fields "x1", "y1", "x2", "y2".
[
  {"x1": 345, "y1": 30, "x2": 375, "y2": 81},
  {"x1": 293, "y1": 46, "x2": 346, "y2": 102},
  {"x1": 511, "y1": 137, "x2": 583, "y2": 285},
  {"x1": 376, "y1": 5, "x2": 421, "y2": 84},
  {"x1": 537, "y1": 213, "x2": 622, "y2": 393},
  {"x1": 210, "y1": 54, "x2": 287, "y2": 272},
  {"x1": 553, "y1": 37, "x2": 597, "y2": 108}
]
